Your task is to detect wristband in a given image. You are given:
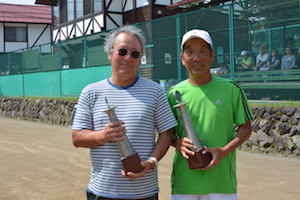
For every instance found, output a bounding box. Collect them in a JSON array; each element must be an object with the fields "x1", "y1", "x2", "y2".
[{"x1": 147, "y1": 156, "x2": 158, "y2": 169}]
